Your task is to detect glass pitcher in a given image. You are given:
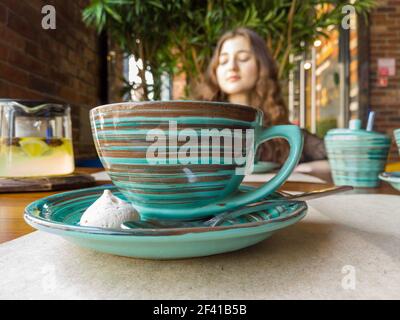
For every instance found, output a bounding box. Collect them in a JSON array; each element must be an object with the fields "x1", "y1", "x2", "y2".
[{"x1": 0, "y1": 99, "x2": 75, "y2": 177}]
